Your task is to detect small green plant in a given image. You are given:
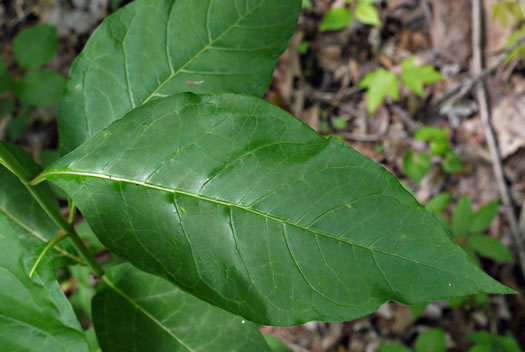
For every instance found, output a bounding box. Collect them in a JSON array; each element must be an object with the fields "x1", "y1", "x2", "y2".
[
  {"x1": 380, "y1": 329, "x2": 522, "y2": 352},
  {"x1": 491, "y1": 1, "x2": 525, "y2": 63},
  {"x1": 0, "y1": 1, "x2": 514, "y2": 350},
  {"x1": 427, "y1": 194, "x2": 512, "y2": 264},
  {"x1": 380, "y1": 328, "x2": 446, "y2": 352},
  {"x1": 319, "y1": 0, "x2": 381, "y2": 31},
  {"x1": 0, "y1": 24, "x2": 65, "y2": 141},
  {"x1": 419, "y1": 193, "x2": 512, "y2": 311},
  {"x1": 360, "y1": 57, "x2": 443, "y2": 114},
  {"x1": 403, "y1": 126, "x2": 464, "y2": 183}
]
